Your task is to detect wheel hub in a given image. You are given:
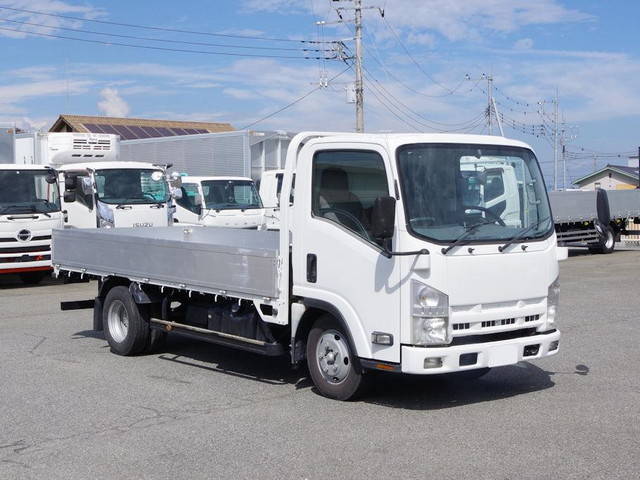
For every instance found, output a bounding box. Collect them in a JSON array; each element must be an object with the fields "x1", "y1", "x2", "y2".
[
  {"x1": 316, "y1": 330, "x2": 351, "y2": 384},
  {"x1": 107, "y1": 299, "x2": 129, "y2": 343}
]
